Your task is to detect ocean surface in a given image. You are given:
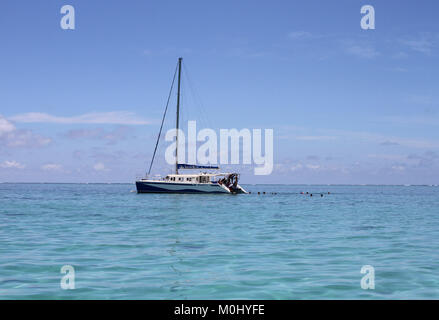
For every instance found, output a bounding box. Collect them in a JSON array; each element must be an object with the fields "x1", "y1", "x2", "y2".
[{"x1": 1, "y1": 183, "x2": 438, "y2": 299}]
